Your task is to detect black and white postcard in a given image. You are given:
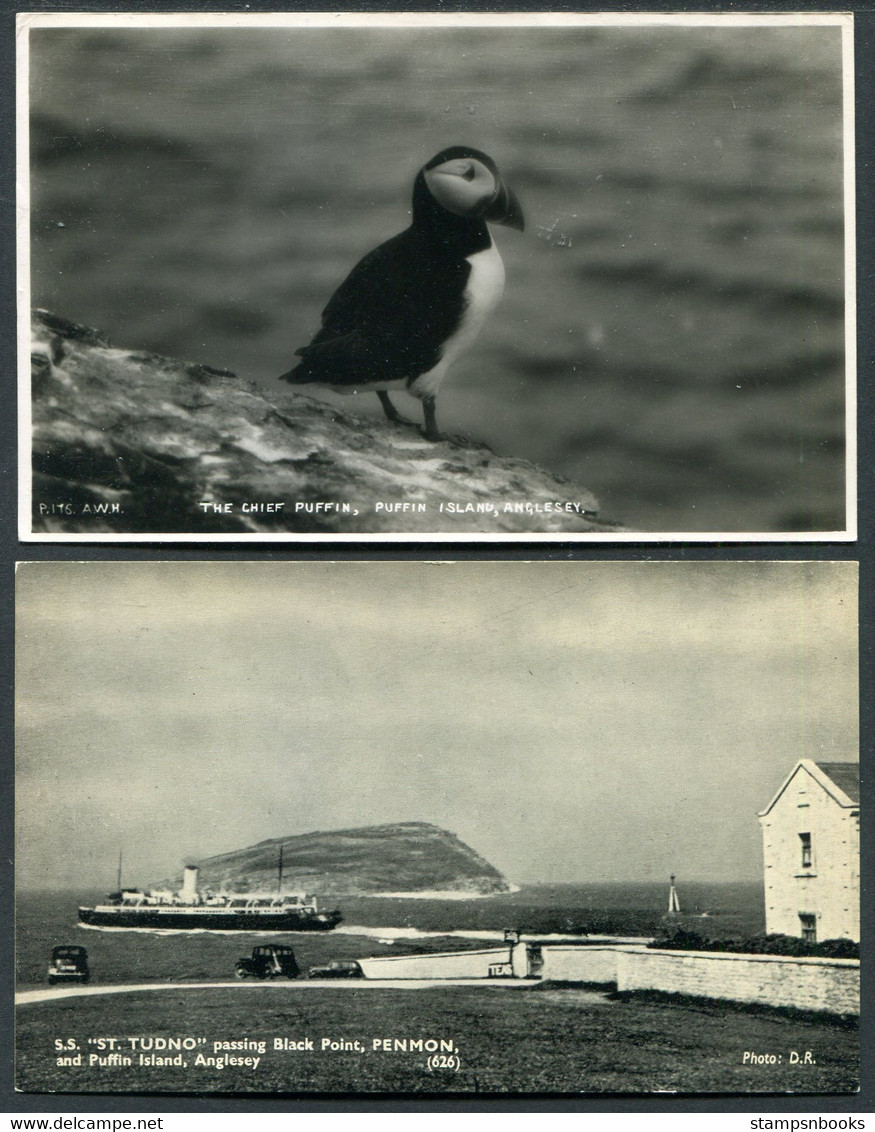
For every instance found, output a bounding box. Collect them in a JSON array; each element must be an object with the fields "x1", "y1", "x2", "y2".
[
  {"x1": 14, "y1": 560, "x2": 859, "y2": 1096},
  {"x1": 17, "y1": 12, "x2": 856, "y2": 542}
]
